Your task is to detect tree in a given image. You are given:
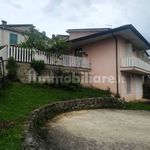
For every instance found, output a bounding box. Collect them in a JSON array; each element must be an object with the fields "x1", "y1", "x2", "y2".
[
  {"x1": 20, "y1": 26, "x2": 50, "y2": 51},
  {"x1": 21, "y1": 28, "x2": 71, "y2": 55},
  {"x1": 48, "y1": 35, "x2": 70, "y2": 55},
  {"x1": 48, "y1": 35, "x2": 71, "y2": 86}
]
